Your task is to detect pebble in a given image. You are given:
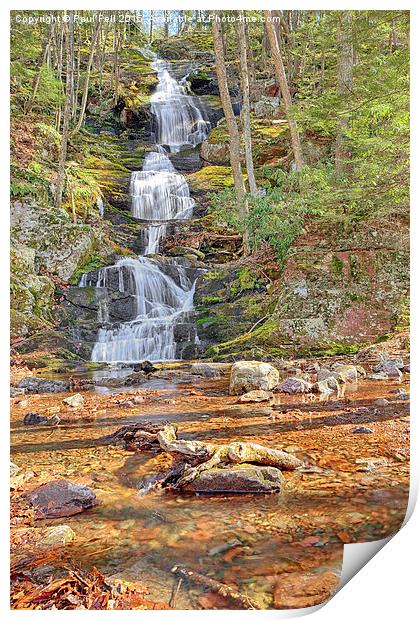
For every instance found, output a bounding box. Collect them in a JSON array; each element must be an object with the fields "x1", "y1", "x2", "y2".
[{"x1": 352, "y1": 427, "x2": 374, "y2": 434}]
